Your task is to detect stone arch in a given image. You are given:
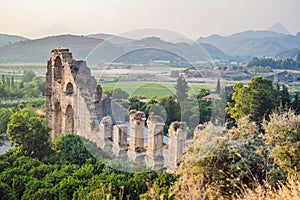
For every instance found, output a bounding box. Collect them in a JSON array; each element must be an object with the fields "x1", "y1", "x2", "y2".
[
  {"x1": 54, "y1": 102, "x2": 62, "y2": 137},
  {"x1": 65, "y1": 82, "x2": 74, "y2": 95},
  {"x1": 54, "y1": 56, "x2": 62, "y2": 81},
  {"x1": 65, "y1": 105, "x2": 74, "y2": 133}
]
